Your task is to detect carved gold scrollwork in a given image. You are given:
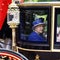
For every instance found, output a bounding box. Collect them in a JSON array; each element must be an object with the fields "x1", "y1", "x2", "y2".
[{"x1": 35, "y1": 54, "x2": 40, "y2": 60}]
